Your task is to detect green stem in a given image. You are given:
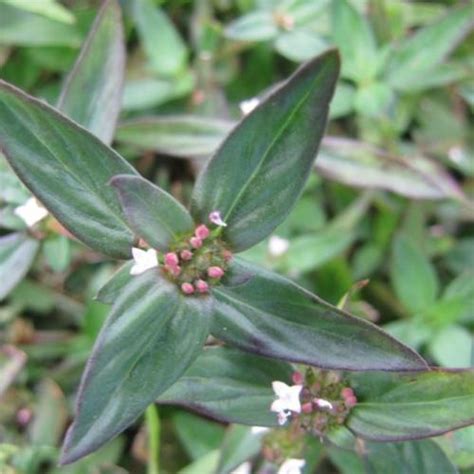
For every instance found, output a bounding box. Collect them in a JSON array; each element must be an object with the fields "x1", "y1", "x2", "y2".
[{"x1": 145, "y1": 404, "x2": 160, "y2": 474}]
